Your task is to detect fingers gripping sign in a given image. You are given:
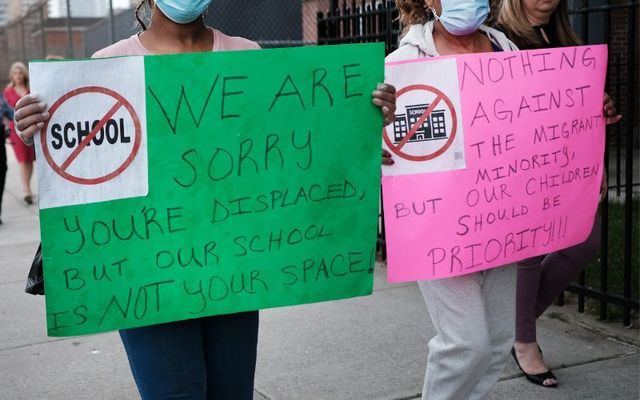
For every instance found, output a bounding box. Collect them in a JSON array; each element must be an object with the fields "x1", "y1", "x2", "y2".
[{"x1": 14, "y1": 94, "x2": 49, "y2": 146}]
